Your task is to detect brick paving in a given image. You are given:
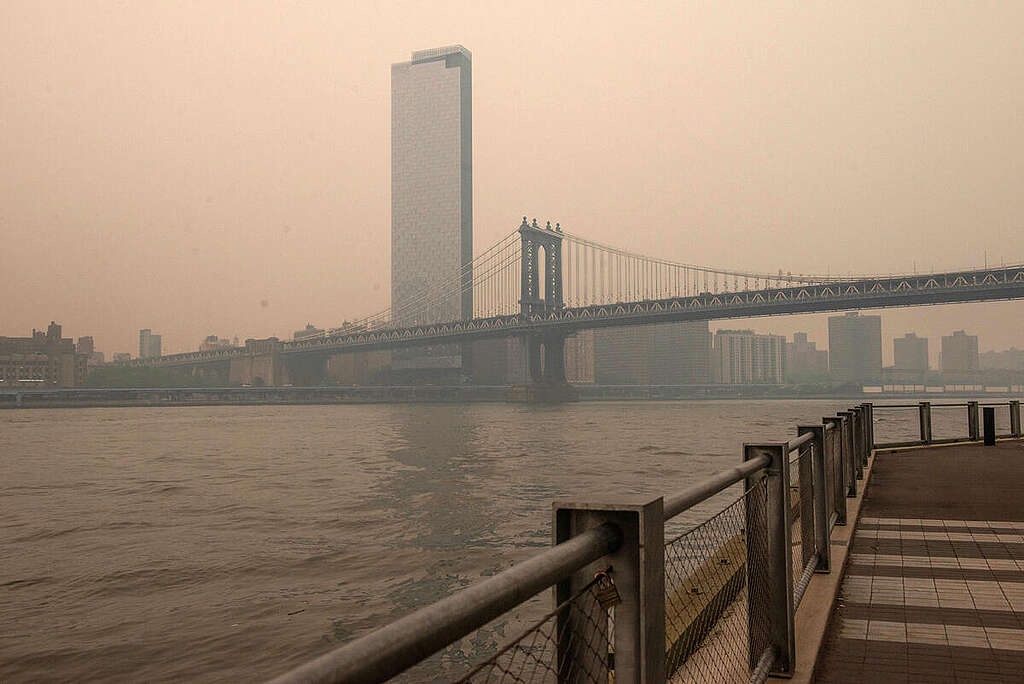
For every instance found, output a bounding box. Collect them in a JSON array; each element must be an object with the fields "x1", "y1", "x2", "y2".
[{"x1": 816, "y1": 441, "x2": 1024, "y2": 683}]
